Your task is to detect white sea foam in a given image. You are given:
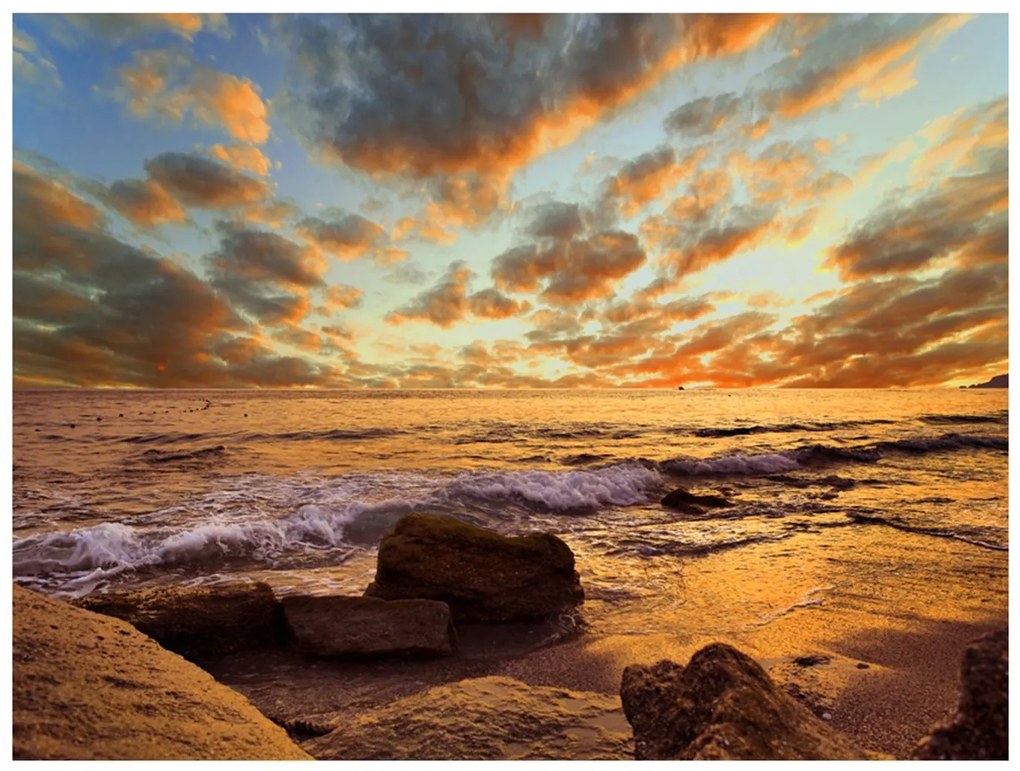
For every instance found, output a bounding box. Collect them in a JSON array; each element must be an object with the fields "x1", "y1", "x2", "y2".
[
  {"x1": 666, "y1": 453, "x2": 801, "y2": 475},
  {"x1": 447, "y1": 462, "x2": 662, "y2": 511}
]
